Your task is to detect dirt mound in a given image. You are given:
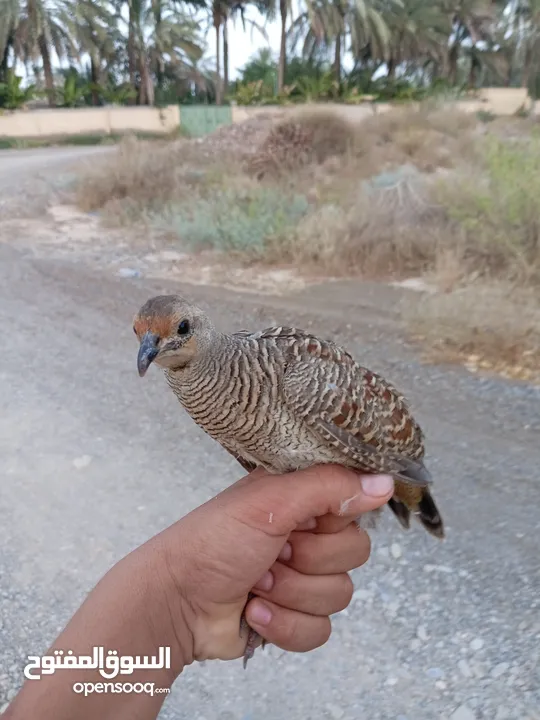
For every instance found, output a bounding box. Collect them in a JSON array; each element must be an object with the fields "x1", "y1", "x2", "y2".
[{"x1": 190, "y1": 111, "x2": 285, "y2": 159}]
